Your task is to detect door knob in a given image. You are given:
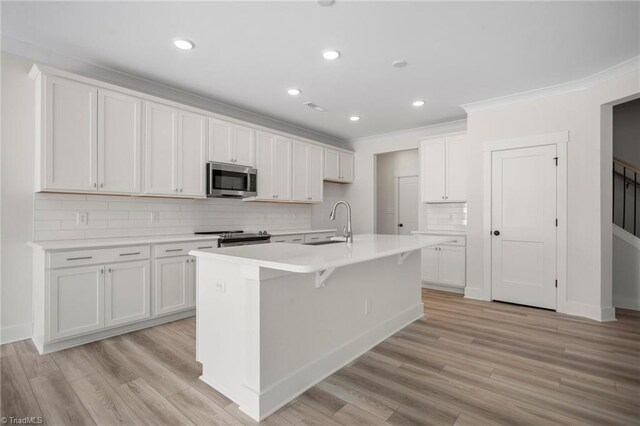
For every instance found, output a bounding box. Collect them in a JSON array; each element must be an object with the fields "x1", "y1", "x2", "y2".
[
  {"x1": 493, "y1": 230, "x2": 500, "y2": 236},
  {"x1": 398, "y1": 224, "x2": 404, "y2": 227}
]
